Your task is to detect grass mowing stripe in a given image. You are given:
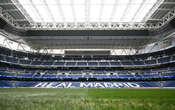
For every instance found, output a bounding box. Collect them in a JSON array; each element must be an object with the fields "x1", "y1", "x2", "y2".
[{"x1": 0, "y1": 88, "x2": 175, "y2": 110}]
